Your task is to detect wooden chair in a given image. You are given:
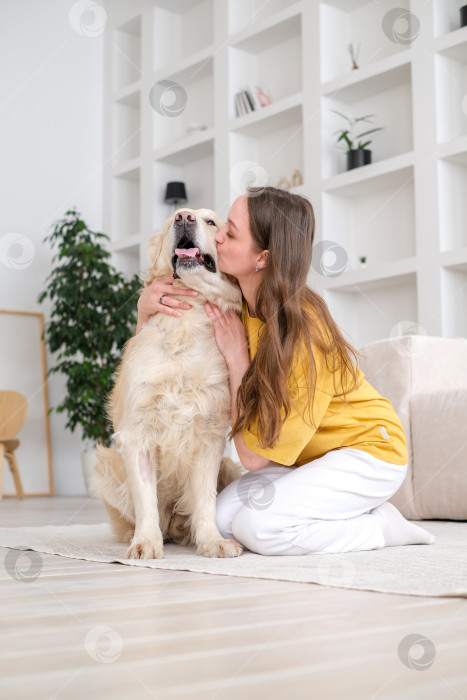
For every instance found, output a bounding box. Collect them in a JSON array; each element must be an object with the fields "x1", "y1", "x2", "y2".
[{"x1": 0, "y1": 391, "x2": 28, "y2": 499}]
